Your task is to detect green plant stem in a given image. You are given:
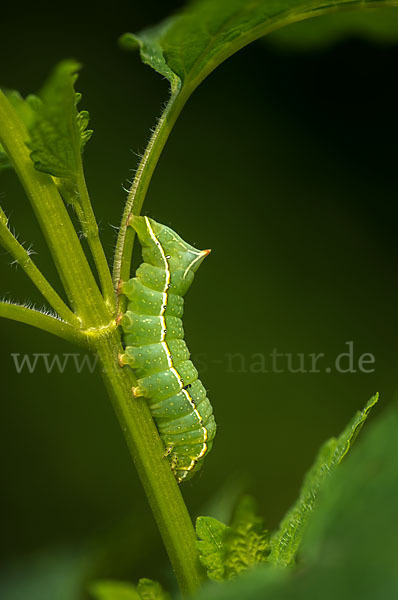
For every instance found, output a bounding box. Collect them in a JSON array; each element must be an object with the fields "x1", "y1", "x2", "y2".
[
  {"x1": 0, "y1": 207, "x2": 80, "y2": 325},
  {"x1": 93, "y1": 330, "x2": 203, "y2": 597},
  {"x1": 0, "y1": 301, "x2": 86, "y2": 345},
  {"x1": 75, "y1": 168, "x2": 115, "y2": 310},
  {"x1": 0, "y1": 90, "x2": 110, "y2": 326},
  {"x1": 1, "y1": 88, "x2": 202, "y2": 597},
  {"x1": 113, "y1": 89, "x2": 187, "y2": 303},
  {"x1": 110, "y1": 88, "x2": 204, "y2": 595}
]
